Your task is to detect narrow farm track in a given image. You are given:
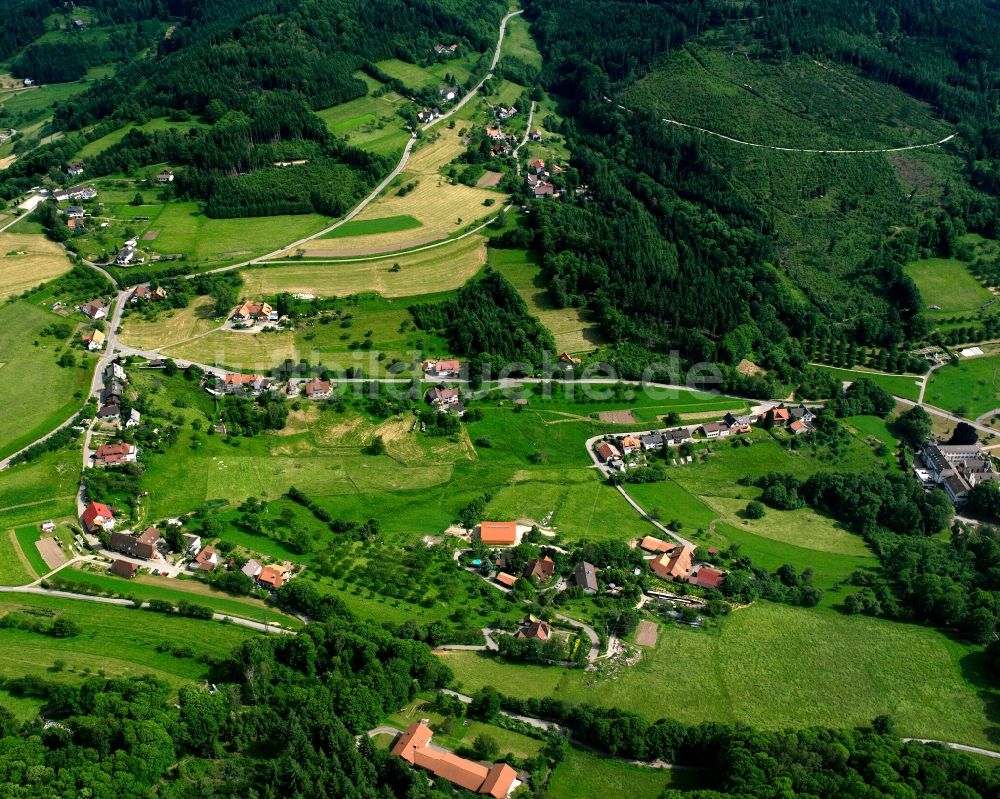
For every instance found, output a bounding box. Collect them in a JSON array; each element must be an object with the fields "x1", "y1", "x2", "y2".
[
  {"x1": 199, "y1": 9, "x2": 523, "y2": 277},
  {"x1": 611, "y1": 100, "x2": 958, "y2": 154}
]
